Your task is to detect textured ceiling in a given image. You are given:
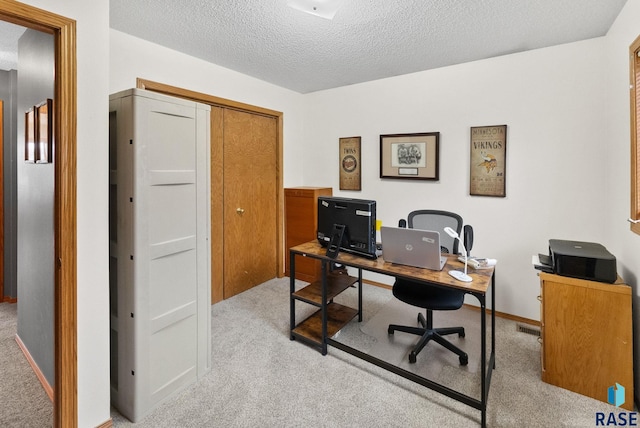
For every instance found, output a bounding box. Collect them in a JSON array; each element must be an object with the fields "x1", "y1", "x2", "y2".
[
  {"x1": 110, "y1": 0, "x2": 628, "y2": 93},
  {"x1": 0, "y1": 1, "x2": 629, "y2": 93}
]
